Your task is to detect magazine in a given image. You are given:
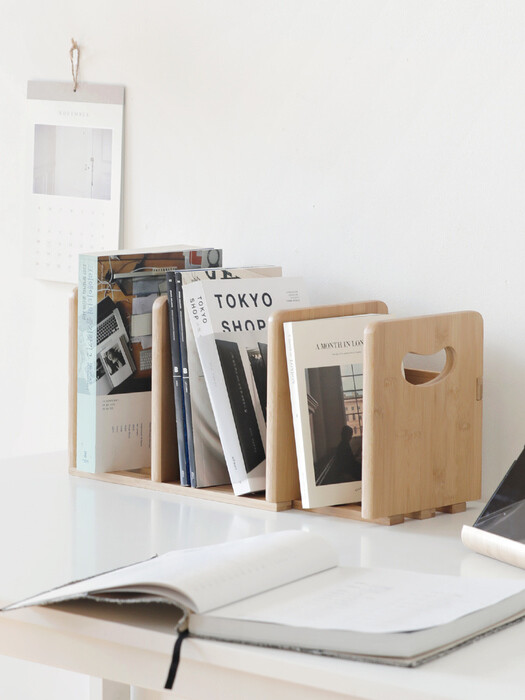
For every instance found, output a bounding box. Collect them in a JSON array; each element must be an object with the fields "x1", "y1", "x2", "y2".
[
  {"x1": 284, "y1": 313, "x2": 388, "y2": 508},
  {"x1": 76, "y1": 246, "x2": 221, "y2": 473},
  {"x1": 185, "y1": 276, "x2": 309, "y2": 495}
]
